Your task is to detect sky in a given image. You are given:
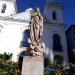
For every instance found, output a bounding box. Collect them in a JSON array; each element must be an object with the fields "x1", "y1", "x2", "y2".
[
  {"x1": 16, "y1": 0, "x2": 75, "y2": 26},
  {"x1": 64, "y1": 0, "x2": 75, "y2": 25}
]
